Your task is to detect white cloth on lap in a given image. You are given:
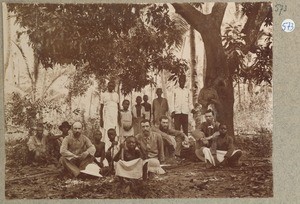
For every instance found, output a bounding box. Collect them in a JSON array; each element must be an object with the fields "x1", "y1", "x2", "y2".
[
  {"x1": 202, "y1": 147, "x2": 241, "y2": 166},
  {"x1": 115, "y1": 158, "x2": 144, "y2": 179}
]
